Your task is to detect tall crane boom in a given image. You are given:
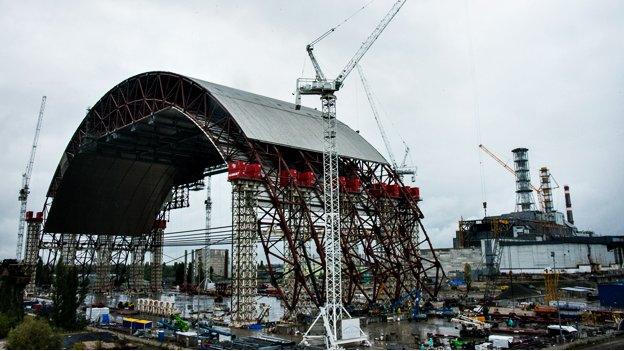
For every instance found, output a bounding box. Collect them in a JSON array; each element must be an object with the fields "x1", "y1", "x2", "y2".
[
  {"x1": 296, "y1": 1, "x2": 406, "y2": 348},
  {"x1": 357, "y1": 65, "x2": 396, "y2": 168},
  {"x1": 295, "y1": 0, "x2": 407, "y2": 109},
  {"x1": 357, "y1": 65, "x2": 417, "y2": 182},
  {"x1": 17, "y1": 96, "x2": 47, "y2": 261},
  {"x1": 334, "y1": 0, "x2": 406, "y2": 87}
]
